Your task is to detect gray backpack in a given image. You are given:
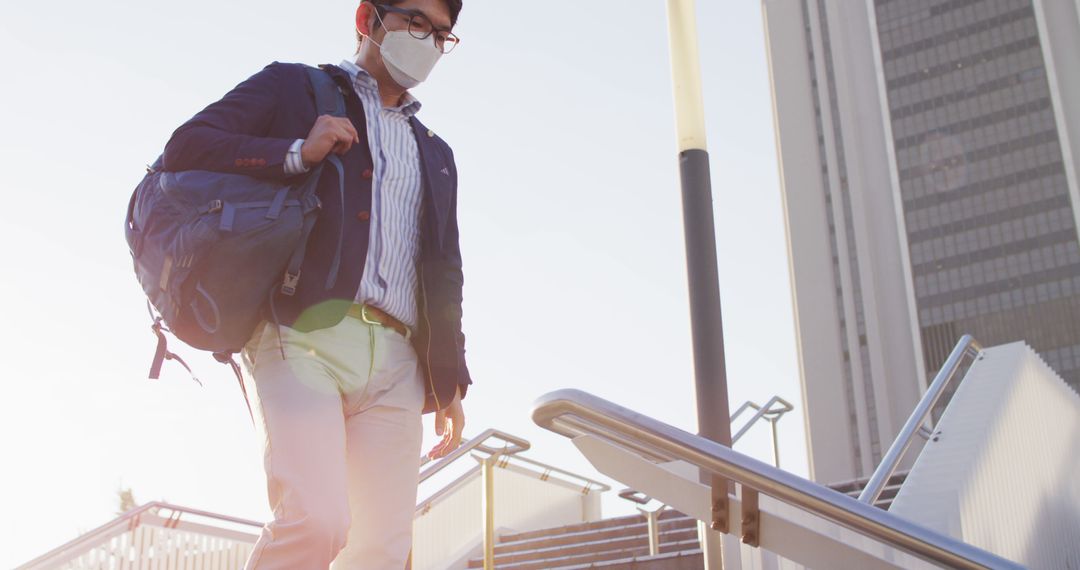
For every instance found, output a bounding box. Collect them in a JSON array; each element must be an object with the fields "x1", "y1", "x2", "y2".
[{"x1": 124, "y1": 66, "x2": 346, "y2": 420}]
